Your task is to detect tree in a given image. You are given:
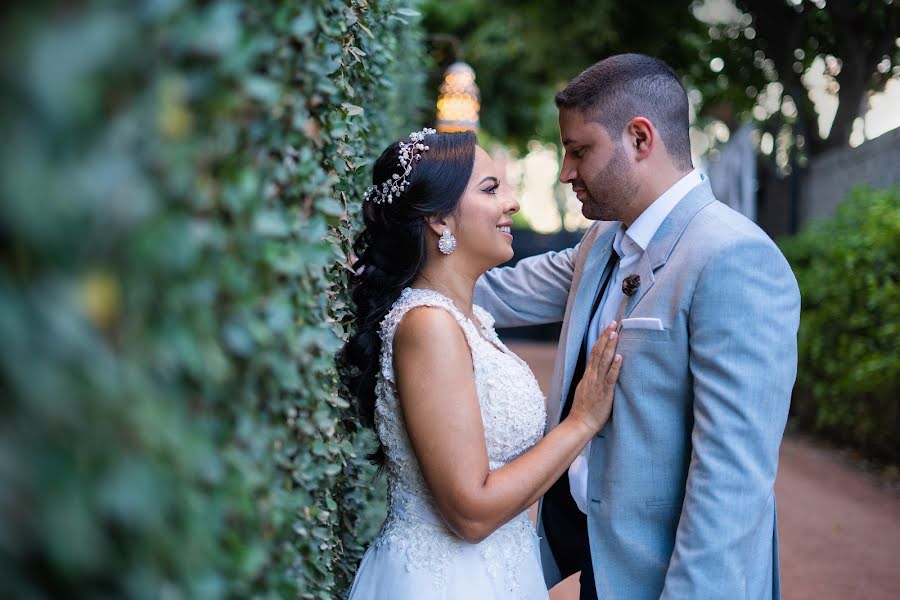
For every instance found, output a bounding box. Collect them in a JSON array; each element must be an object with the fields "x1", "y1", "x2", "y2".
[
  {"x1": 421, "y1": 0, "x2": 900, "y2": 159},
  {"x1": 710, "y1": 0, "x2": 899, "y2": 157},
  {"x1": 421, "y1": 0, "x2": 708, "y2": 149}
]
